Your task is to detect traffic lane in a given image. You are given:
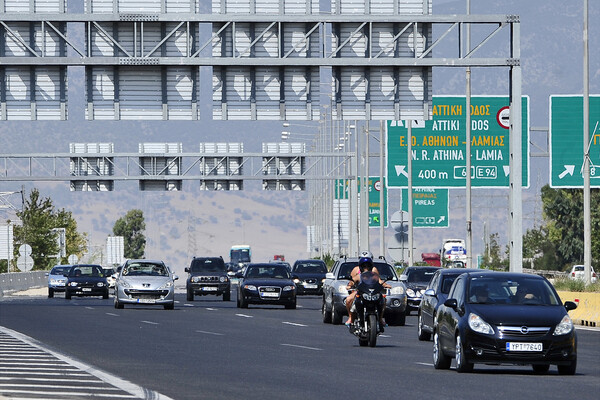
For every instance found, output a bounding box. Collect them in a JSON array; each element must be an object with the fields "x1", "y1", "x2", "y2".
[{"x1": 2, "y1": 295, "x2": 600, "y2": 400}]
